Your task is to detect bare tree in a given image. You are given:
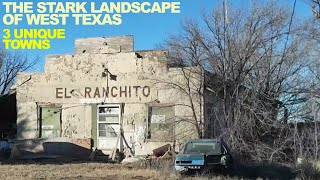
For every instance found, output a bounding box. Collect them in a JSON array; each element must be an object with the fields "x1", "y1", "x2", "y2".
[
  {"x1": 0, "y1": 48, "x2": 37, "y2": 95},
  {"x1": 303, "y1": 0, "x2": 320, "y2": 18},
  {"x1": 162, "y1": 1, "x2": 317, "y2": 163}
]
